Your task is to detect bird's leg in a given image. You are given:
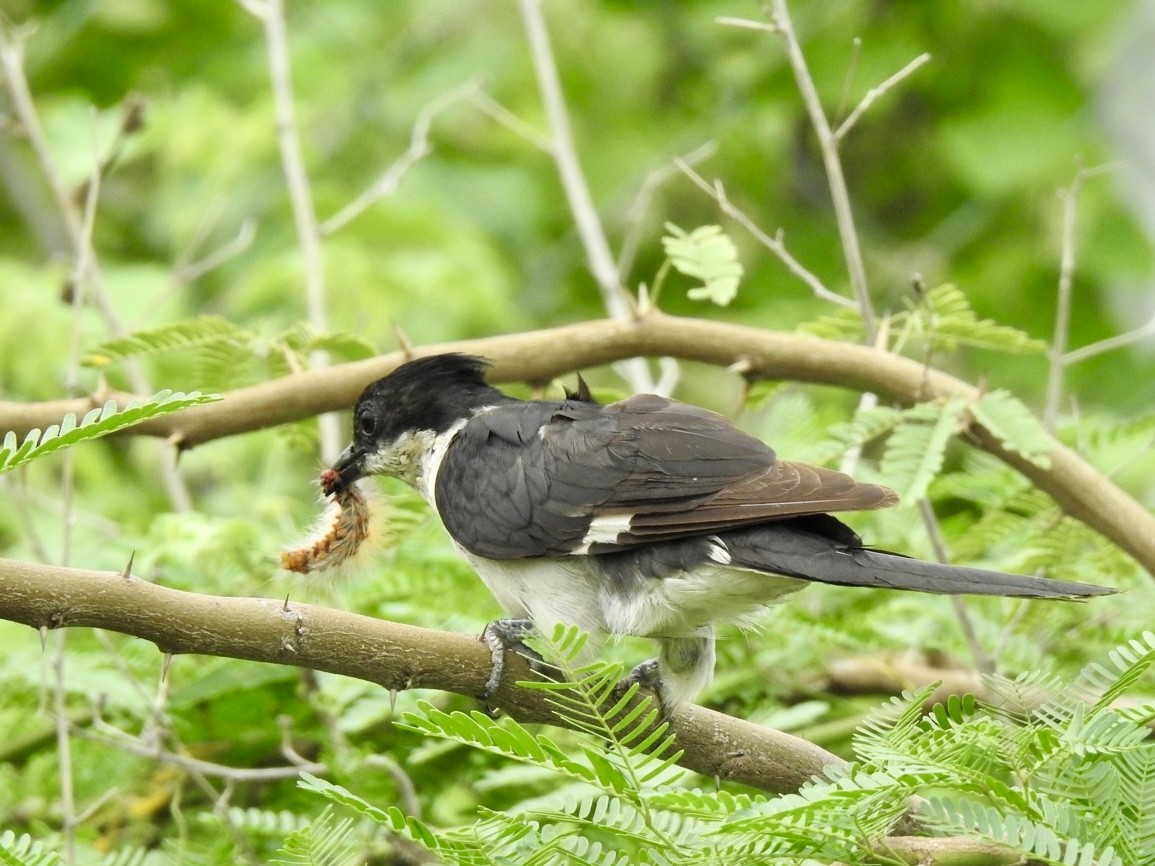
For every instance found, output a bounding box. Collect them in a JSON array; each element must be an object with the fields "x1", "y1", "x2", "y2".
[
  {"x1": 619, "y1": 630, "x2": 716, "y2": 714},
  {"x1": 479, "y1": 618, "x2": 549, "y2": 700}
]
